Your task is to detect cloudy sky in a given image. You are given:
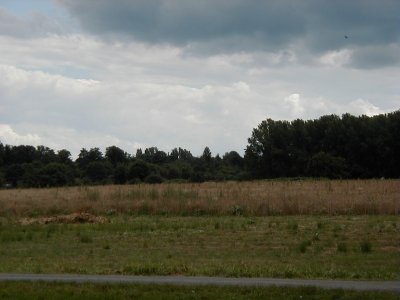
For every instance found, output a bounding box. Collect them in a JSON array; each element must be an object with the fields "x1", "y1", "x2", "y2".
[{"x1": 0, "y1": 0, "x2": 399, "y2": 157}]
